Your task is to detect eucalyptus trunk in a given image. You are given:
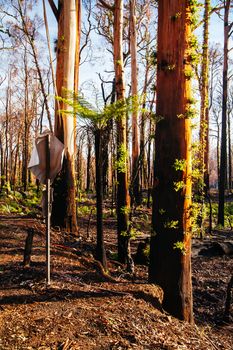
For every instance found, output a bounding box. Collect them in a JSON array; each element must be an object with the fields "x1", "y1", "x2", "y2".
[
  {"x1": 0, "y1": 134, "x2": 4, "y2": 191},
  {"x1": 147, "y1": 91, "x2": 156, "y2": 208},
  {"x1": 51, "y1": 0, "x2": 80, "y2": 234},
  {"x1": 95, "y1": 128, "x2": 107, "y2": 269},
  {"x1": 149, "y1": 0, "x2": 193, "y2": 323},
  {"x1": 22, "y1": 50, "x2": 29, "y2": 192},
  {"x1": 227, "y1": 111, "x2": 231, "y2": 189},
  {"x1": 130, "y1": 0, "x2": 140, "y2": 206},
  {"x1": 86, "y1": 132, "x2": 92, "y2": 192},
  {"x1": 114, "y1": 0, "x2": 132, "y2": 269},
  {"x1": 218, "y1": 0, "x2": 230, "y2": 226},
  {"x1": 200, "y1": 0, "x2": 210, "y2": 194},
  {"x1": 198, "y1": 0, "x2": 210, "y2": 238}
]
